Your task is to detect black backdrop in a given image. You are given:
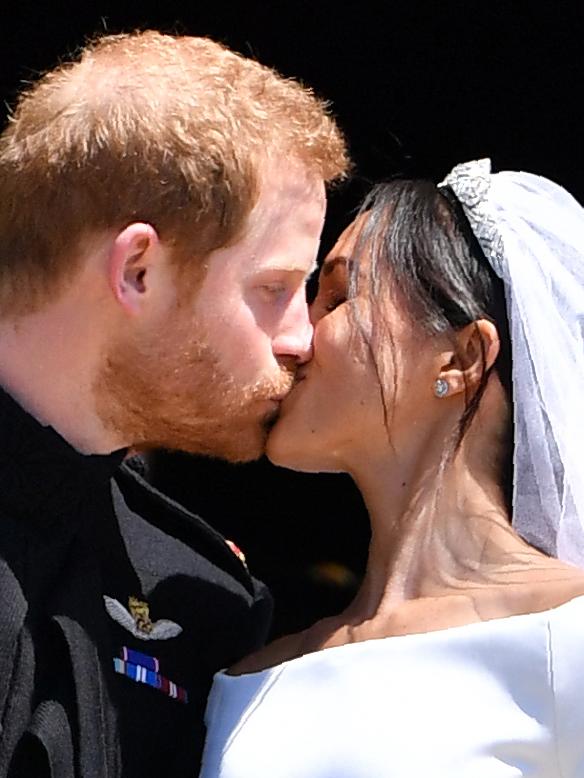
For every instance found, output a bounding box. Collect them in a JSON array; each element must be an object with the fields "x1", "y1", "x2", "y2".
[{"x1": 2, "y1": 1, "x2": 583, "y2": 637}]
